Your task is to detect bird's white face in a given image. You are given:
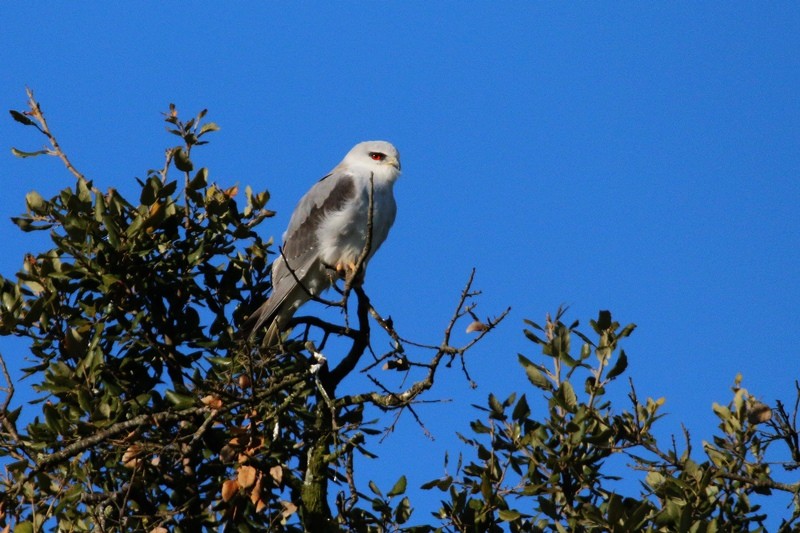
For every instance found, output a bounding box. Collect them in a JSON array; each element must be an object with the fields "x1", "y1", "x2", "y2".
[{"x1": 340, "y1": 141, "x2": 401, "y2": 183}]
